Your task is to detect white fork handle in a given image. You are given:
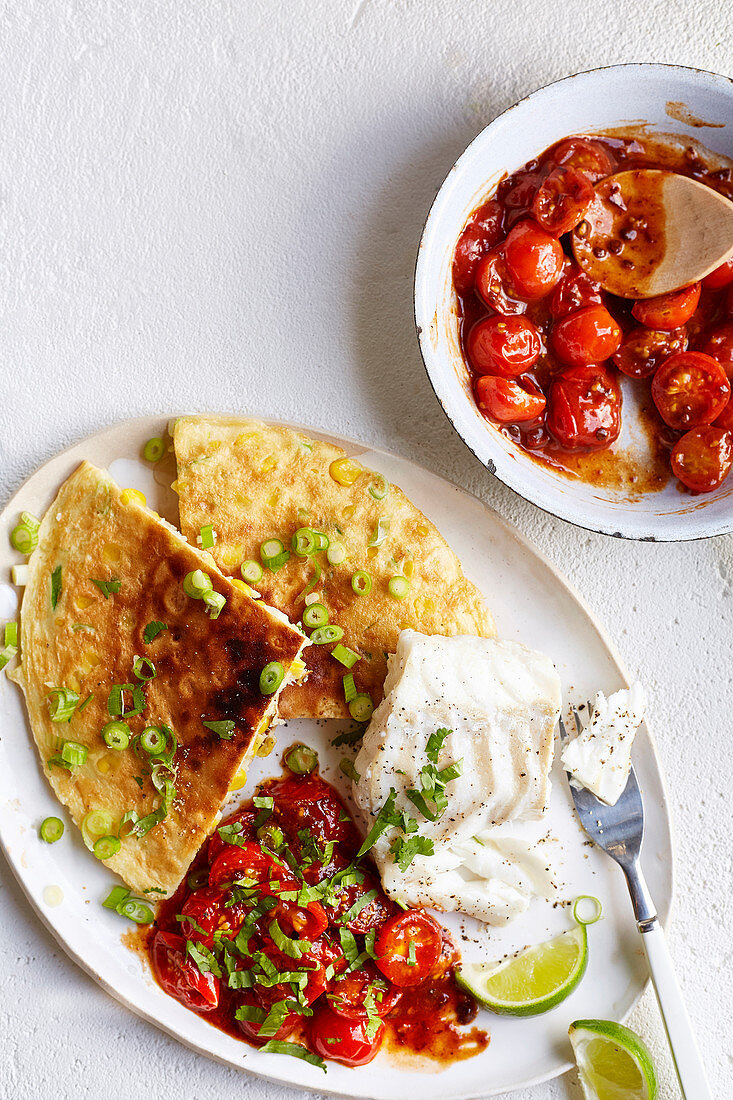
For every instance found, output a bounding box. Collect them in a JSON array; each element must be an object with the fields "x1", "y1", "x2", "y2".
[{"x1": 639, "y1": 922, "x2": 712, "y2": 1099}]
